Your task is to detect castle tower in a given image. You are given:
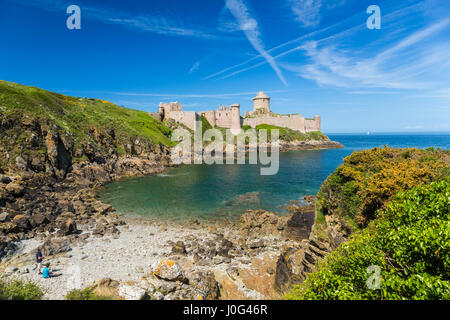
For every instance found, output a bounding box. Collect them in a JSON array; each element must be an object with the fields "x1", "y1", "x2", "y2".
[
  {"x1": 231, "y1": 103, "x2": 241, "y2": 134},
  {"x1": 314, "y1": 115, "x2": 321, "y2": 132},
  {"x1": 253, "y1": 91, "x2": 270, "y2": 113}
]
